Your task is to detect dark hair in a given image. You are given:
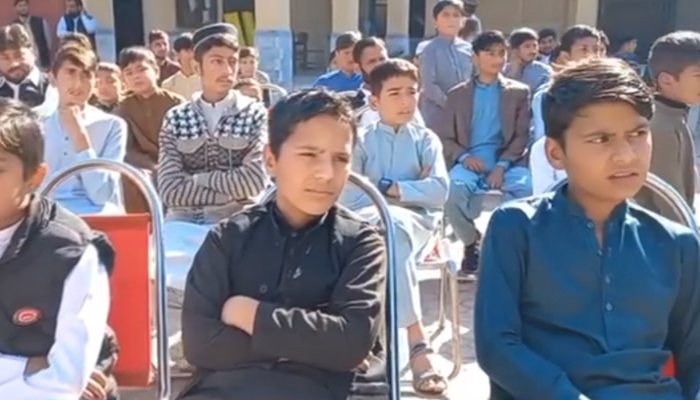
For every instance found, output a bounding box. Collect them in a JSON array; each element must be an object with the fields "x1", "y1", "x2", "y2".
[
  {"x1": 538, "y1": 28, "x2": 557, "y2": 41},
  {"x1": 239, "y1": 46, "x2": 259, "y2": 59},
  {"x1": 51, "y1": 44, "x2": 97, "y2": 74},
  {"x1": 648, "y1": 31, "x2": 700, "y2": 82},
  {"x1": 598, "y1": 29, "x2": 610, "y2": 53},
  {"x1": 472, "y1": 30, "x2": 507, "y2": 54},
  {"x1": 432, "y1": 0, "x2": 465, "y2": 19},
  {"x1": 352, "y1": 37, "x2": 385, "y2": 64},
  {"x1": 550, "y1": 45, "x2": 563, "y2": 64},
  {"x1": 173, "y1": 33, "x2": 193, "y2": 52},
  {"x1": 560, "y1": 25, "x2": 599, "y2": 53},
  {"x1": 368, "y1": 59, "x2": 419, "y2": 96},
  {"x1": 97, "y1": 62, "x2": 120, "y2": 75},
  {"x1": 117, "y1": 46, "x2": 157, "y2": 70},
  {"x1": 268, "y1": 88, "x2": 356, "y2": 157},
  {"x1": 509, "y1": 27, "x2": 539, "y2": 49},
  {"x1": 0, "y1": 98, "x2": 44, "y2": 178},
  {"x1": 459, "y1": 16, "x2": 480, "y2": 40},
  {"x1": 0, "y1": 24, "x2": 32, "y2": 52},
  {"x1": 335, "y1": 31, "x2": 361, "y2": 52},
  {"x1": 542, "y1": 57, "x2": 653, "y2": 142},
  {"x1": 193, "y1": 34, "x2": 238, "y2": 62},
  {"x1": 148, "y1": 30, "x2": 168, "y2": 44},
  {"x1": 57, "y1": 32, "x2": 91, "y2": 50}
]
